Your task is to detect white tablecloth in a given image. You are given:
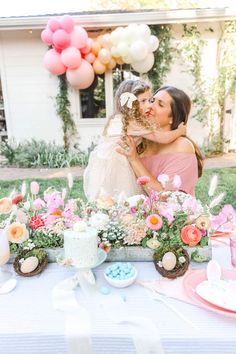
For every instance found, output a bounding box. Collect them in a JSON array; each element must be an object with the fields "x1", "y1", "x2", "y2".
[{"x1": 1, "y1": 242, "x2": 236, "y2": 354}]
